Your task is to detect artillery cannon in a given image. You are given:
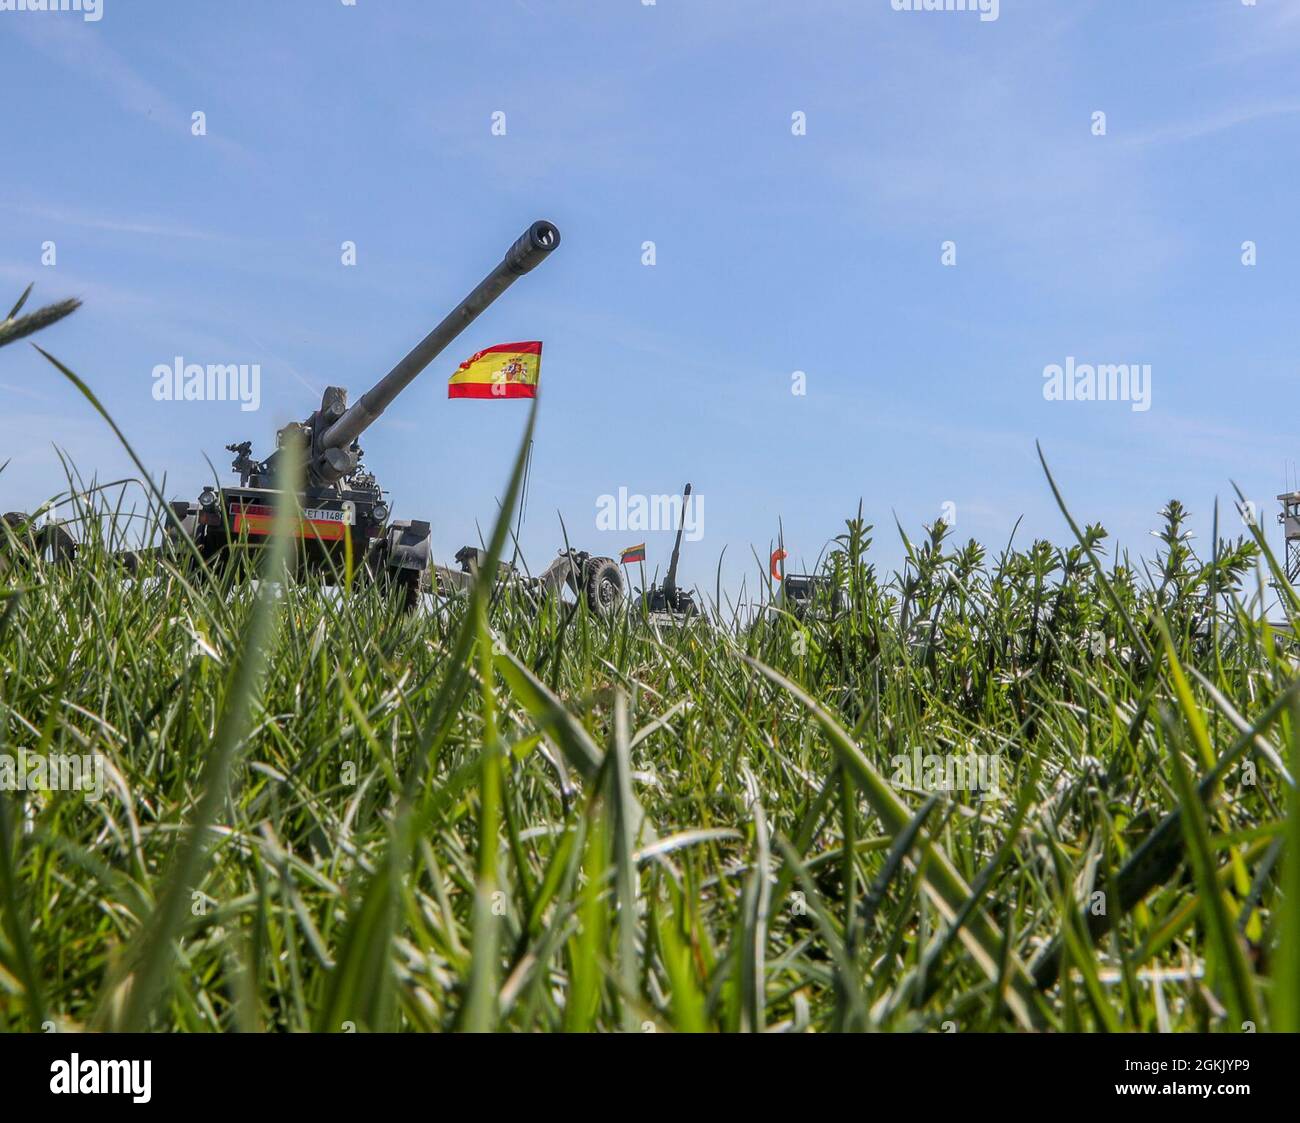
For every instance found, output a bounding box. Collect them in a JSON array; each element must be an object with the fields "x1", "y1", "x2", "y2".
[
  {"x1": 634, "y1": 483, "x2": 703, "y2": 621},
  {"x1": 159, "y1": 220, "x2": 568, "y2": 609},
  {"x1": 434, "y1": 543, "x2": 623, "y2": 616}
]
